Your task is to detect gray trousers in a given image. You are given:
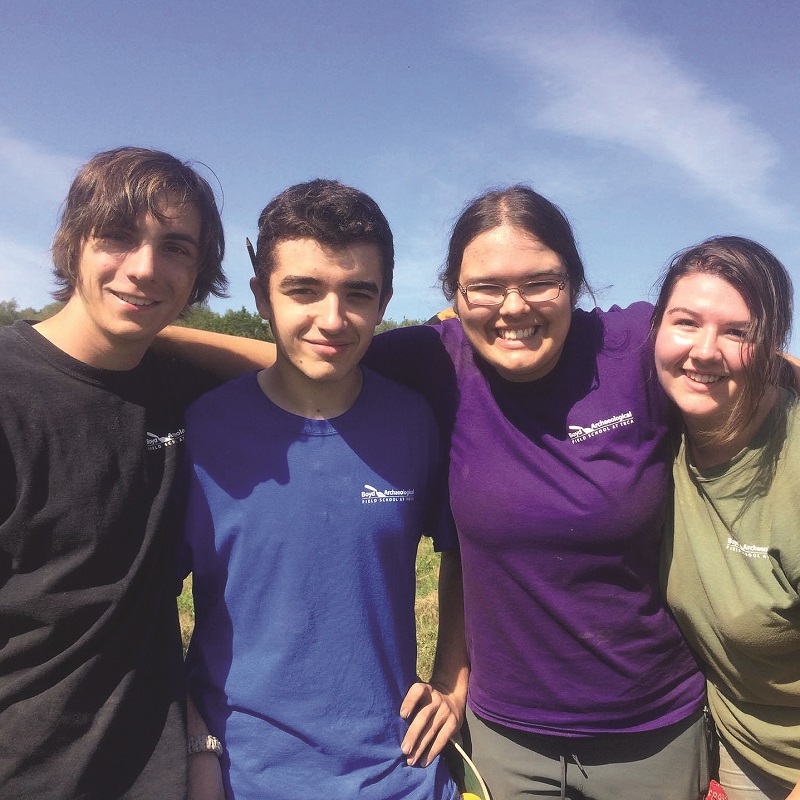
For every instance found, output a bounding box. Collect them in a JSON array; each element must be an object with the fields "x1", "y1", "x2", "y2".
[{"x1": 465, "y1": 706, "x2": 710, "y2": 800}]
